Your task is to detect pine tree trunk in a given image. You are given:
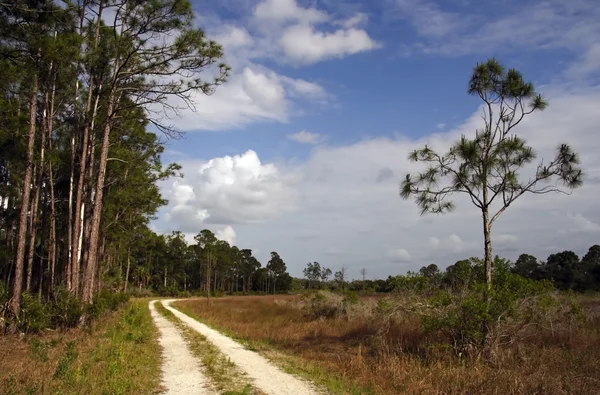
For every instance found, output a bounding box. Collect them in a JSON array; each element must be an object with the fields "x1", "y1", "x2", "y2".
[
  {"x1": 482, "y1": 209, "x2": 493, "y2": 287},
  {"x1": 71, "y1": 1, "x2": 103, "y2": 296},
  {"x1": 124, "y1": 246, "x2": 131, "y2": 293},
  {"x1": 9, "y1": 74, "x2": 39, "y2": 322},
  {"x1": 25, "y1": 164, "x2": 38, "y2": 292},
  {"x1": 206, "y1": 252, "x2": 211, "y2": 304},
  {"x1": 47, "y1": 91, "x2": 57, "y2": 294},
  {"x1": 81, "y1": 97, "x2": 113, "y2": 303}
]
